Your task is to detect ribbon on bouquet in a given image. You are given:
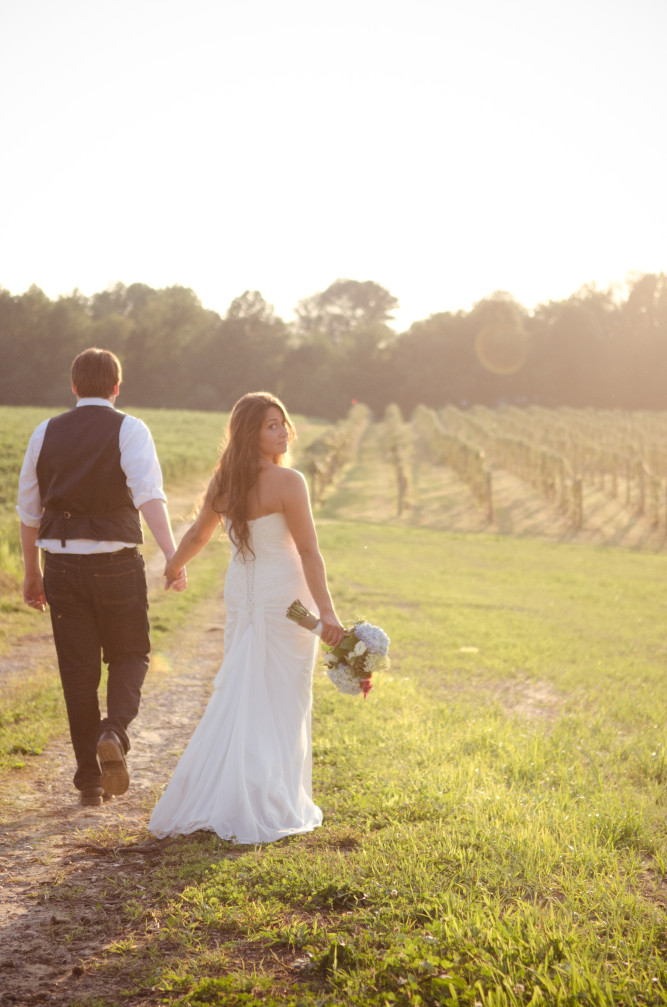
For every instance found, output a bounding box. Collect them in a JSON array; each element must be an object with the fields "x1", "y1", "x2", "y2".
[{"x1": 285, "y1": 599, "x2": 323, "y2": 636}]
